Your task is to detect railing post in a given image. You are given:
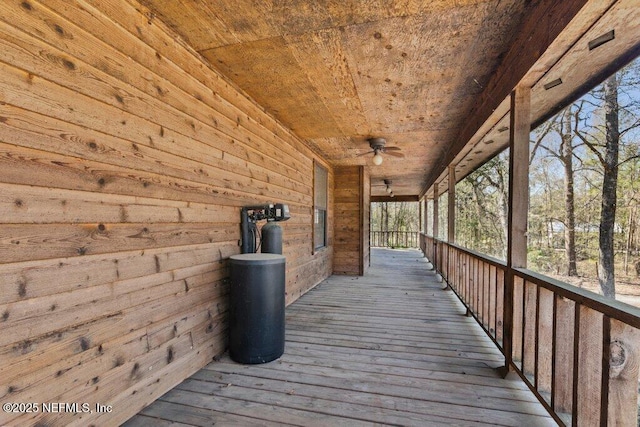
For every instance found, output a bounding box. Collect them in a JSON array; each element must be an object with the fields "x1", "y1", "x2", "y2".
[
  {"x1": 424, "y1": 198, "x2": 429, "y2": 238},
  {"x1": 448, "y1": 166, "x2": 456, "y2": 244},
  {"x1": 433, "y1": 183, "x2": 439, "y2": 271},
  {"x1": 446, "y1": 167, "x2": 456, "y2": 288},
  {"x1": 503, "y1": 85, "x2": 531, "y2": 377}
]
